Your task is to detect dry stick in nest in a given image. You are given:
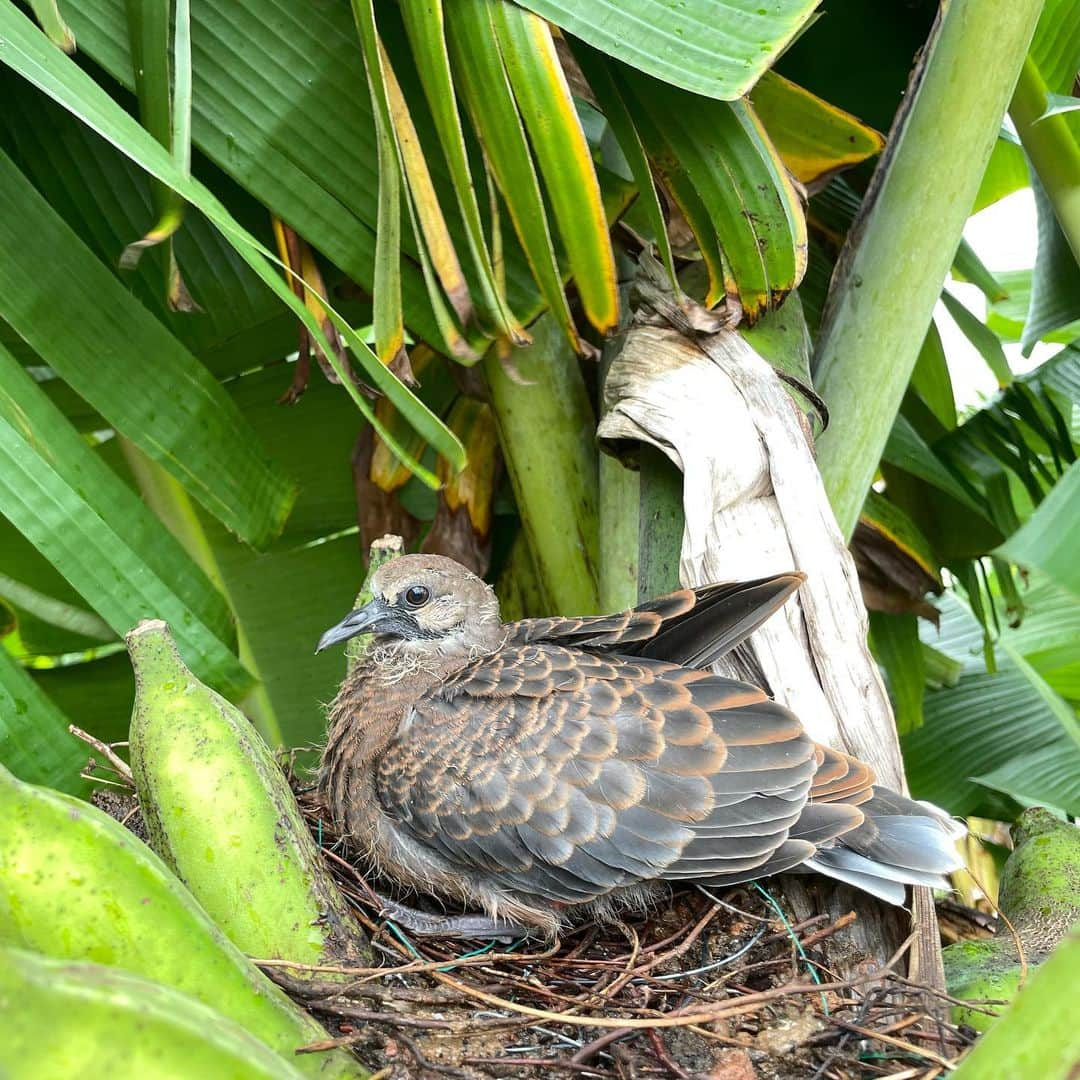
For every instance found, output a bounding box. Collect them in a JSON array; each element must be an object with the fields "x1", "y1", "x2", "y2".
[
  {"x1": 296, "y1": 800, "x2": 970, "y2": 1074},
  {"x1": 361, "y1": 931, "x2": 919, "y2": 1032},
  {"x1": 69, "y1": 725, "x2": 134, "y2": 786}
]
